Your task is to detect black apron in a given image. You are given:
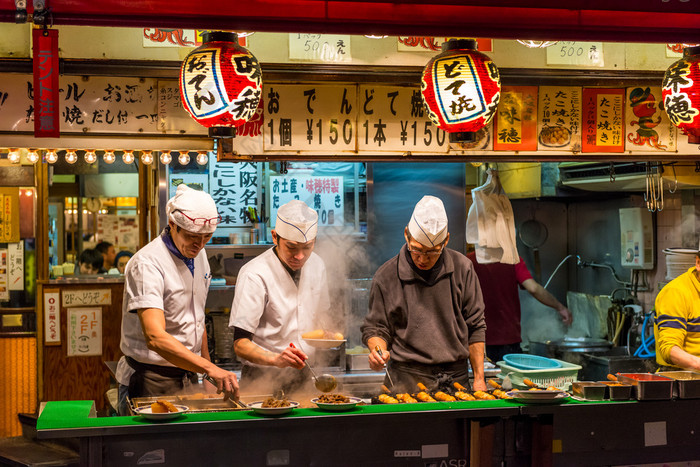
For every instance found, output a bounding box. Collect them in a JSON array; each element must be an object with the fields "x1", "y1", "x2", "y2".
[{"x1": 126, "y1": 356, "x2": 198, "y2": 399}]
